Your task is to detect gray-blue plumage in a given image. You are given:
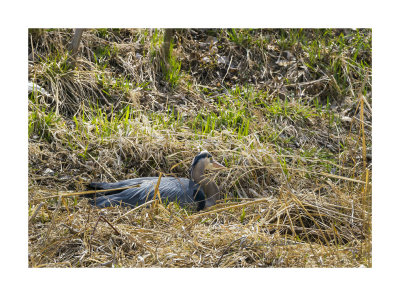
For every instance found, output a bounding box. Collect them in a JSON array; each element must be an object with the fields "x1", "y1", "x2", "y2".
[{"x1": 89, "y1": 177, "x2": 206, "y2": 210}]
